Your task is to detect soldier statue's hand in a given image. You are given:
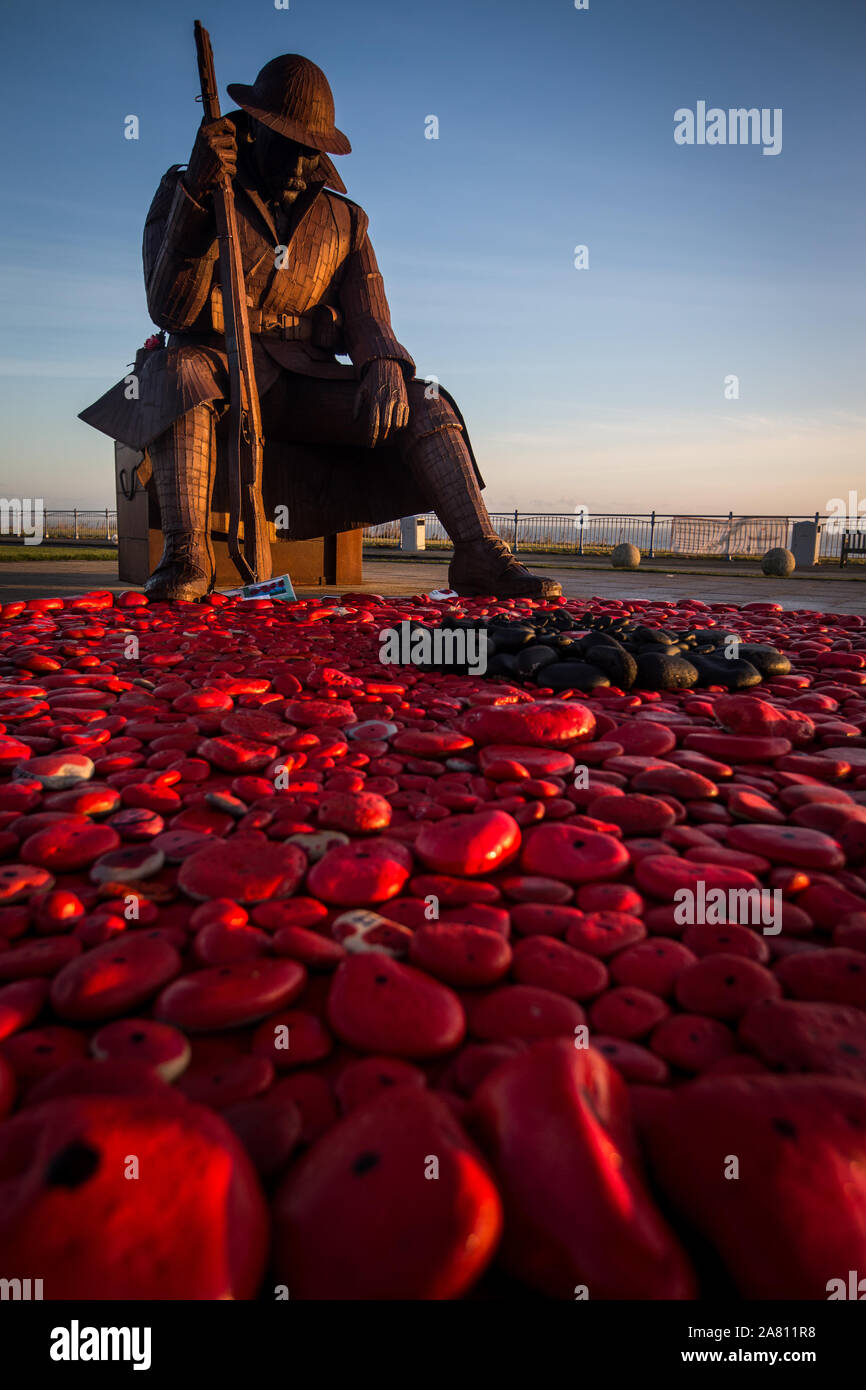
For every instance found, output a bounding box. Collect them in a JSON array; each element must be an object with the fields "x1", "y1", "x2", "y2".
[
  {"x1": 353, "y1": 359, "x2": 410, "y2": 447},
  {"x1": 182, "y1": 117, "x2": 238, "y2": 202}
]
